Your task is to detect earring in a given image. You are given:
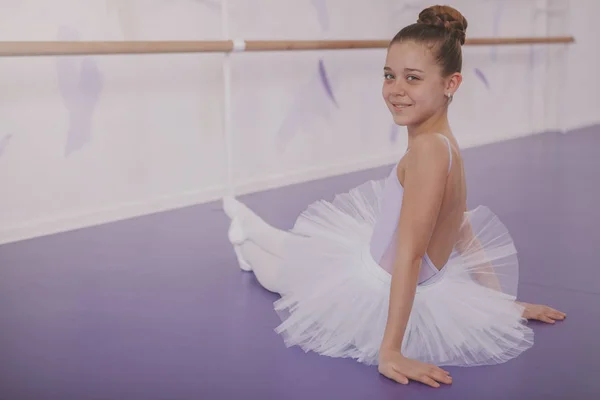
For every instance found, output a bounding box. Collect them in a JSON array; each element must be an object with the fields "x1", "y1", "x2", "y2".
[{"x1": 446, "y1": 93, "x2": 453, "y2": 102}]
